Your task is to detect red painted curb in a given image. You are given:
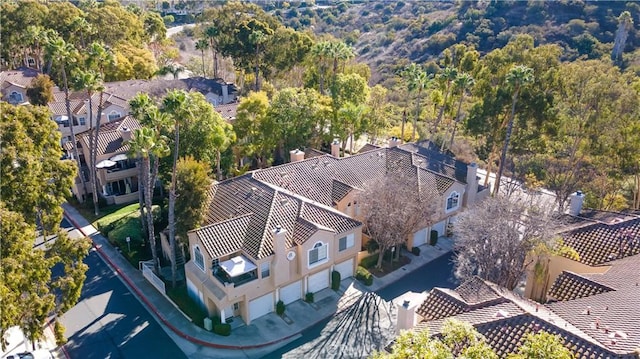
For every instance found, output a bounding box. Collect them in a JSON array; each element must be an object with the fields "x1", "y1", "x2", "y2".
[{"x1": 64, "y1": 212, "x2": 302, "y2": 350}]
